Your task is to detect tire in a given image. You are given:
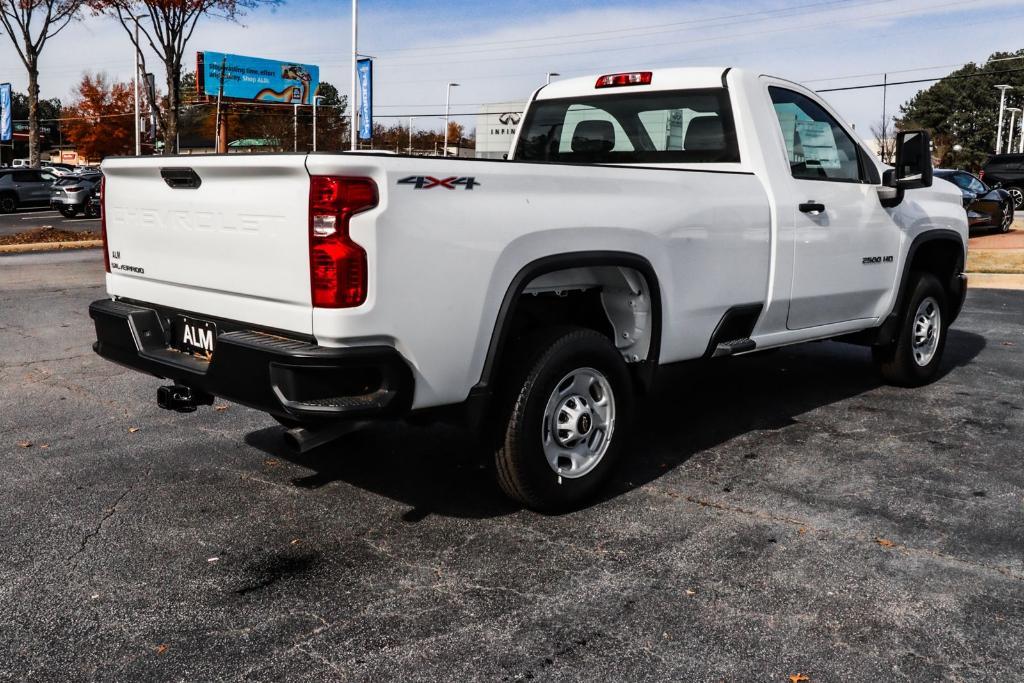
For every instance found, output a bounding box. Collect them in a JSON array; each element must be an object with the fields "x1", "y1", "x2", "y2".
[
  {"x1": 59, "y1": 205, "x2": 78, "y2": 218},
  {"x1": 1001, "y1": 200, "x2": 1015, "y2": 233},
  {"x1": 872, "y1": 272, "x2": 948, "y2": 387},
  {"x1": 84, "y1": 203, "x2": 97, "y2": 219},
  {"x1": 0, "y1": 194, "x2": 16, "y2": 214},
  {"x1": 1009, "y1": 186, "x2": 1023, "y2": 211},
  {"x1": 494, "y1": 327, "x2": 634, "y2": 511}
]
